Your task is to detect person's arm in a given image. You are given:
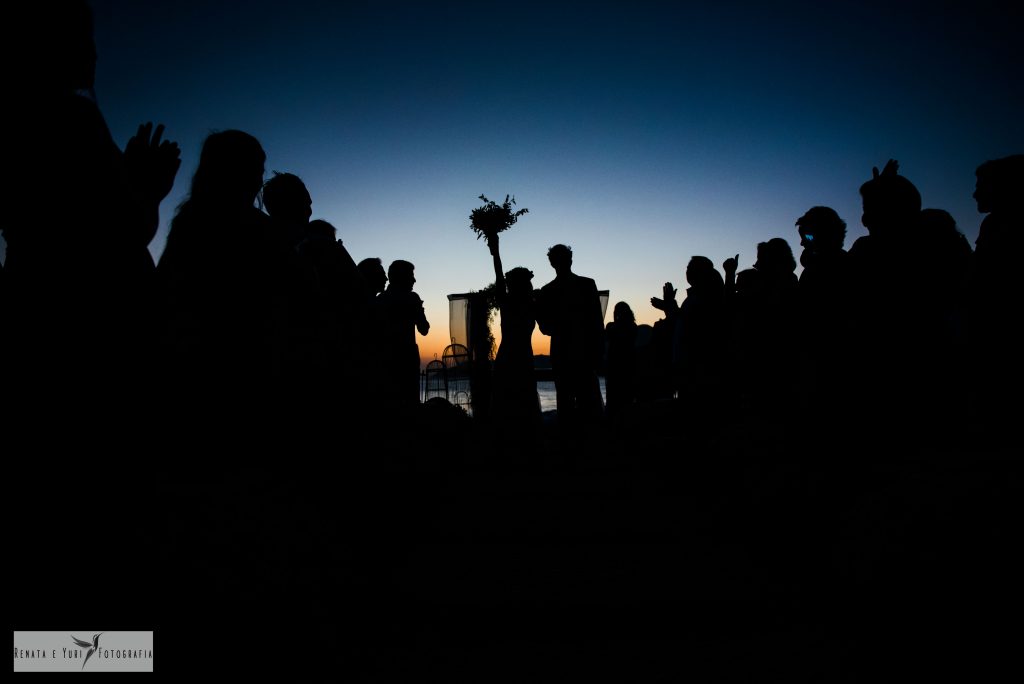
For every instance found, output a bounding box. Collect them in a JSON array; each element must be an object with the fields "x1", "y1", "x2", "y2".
[
  {"x1": 588, "y1": 278, "x2": 605, "y2": 365},
  {"x1": 588, "y1": 279, "x2": 604, "y2": 333},
  {"x1": 414, "y1": 293, "x2": 430, "y2": 336},
  {"x1": 535, "y1": 286, "x2": 552, "y2": 335},
  {"x1": 122, "y1": 122, "x2": 181, "y2": 247},
  {"x1": 486, "y1": 233, "x2": 507, "y2": 307}
]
